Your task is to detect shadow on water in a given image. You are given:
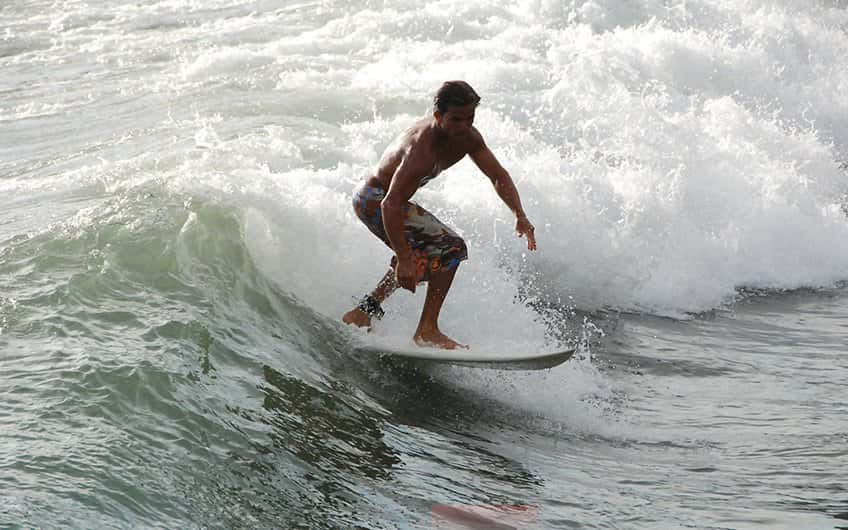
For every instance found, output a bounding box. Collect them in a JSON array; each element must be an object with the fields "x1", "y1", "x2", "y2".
[
  {"x1": 259, "y1": 364, "x2": 401, "y2": 481},
  {"x1": 176, "y1": 363, "x2": 406, "y2": 529},
  {"x1": 329, "y1": 355, "x2": 548, "y2": 493}
]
